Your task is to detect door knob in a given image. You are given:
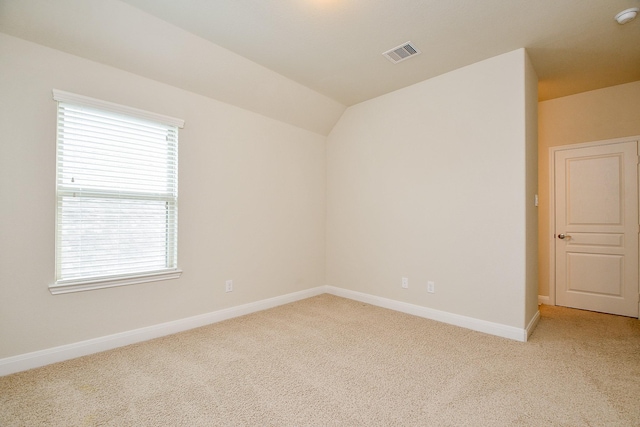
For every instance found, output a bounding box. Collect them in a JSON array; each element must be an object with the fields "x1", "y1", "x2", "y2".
[{"x1": 558, "y1": 233, "x2": 571, "y2": 239}]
